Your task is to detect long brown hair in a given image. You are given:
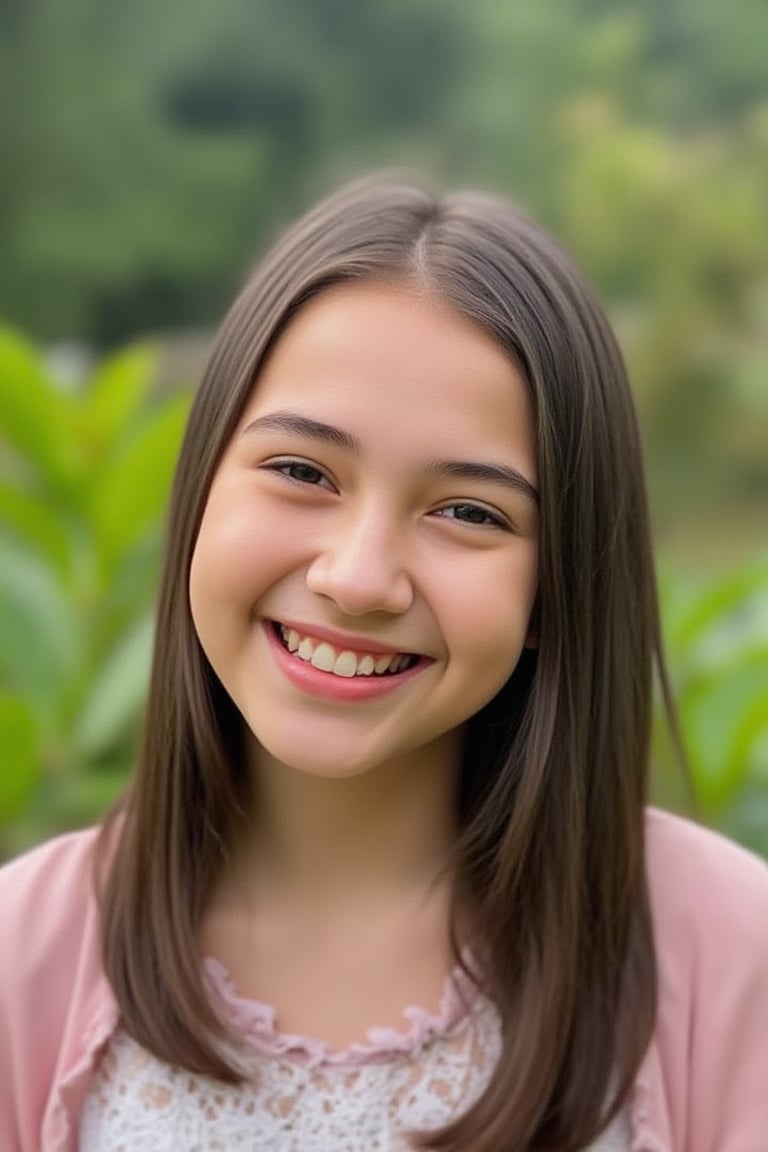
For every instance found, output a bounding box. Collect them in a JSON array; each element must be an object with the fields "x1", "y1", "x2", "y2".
[{"x1": 100, "y1": 175, "x2": 670, "y2": 1150}]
